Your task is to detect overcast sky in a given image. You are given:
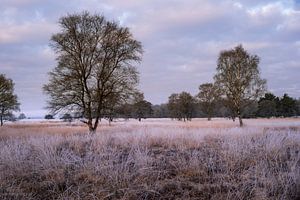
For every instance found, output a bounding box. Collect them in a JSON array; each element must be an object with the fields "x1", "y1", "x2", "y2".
[{"x1": 1, "y1": 0, "x2": 300, "y2": 117}]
